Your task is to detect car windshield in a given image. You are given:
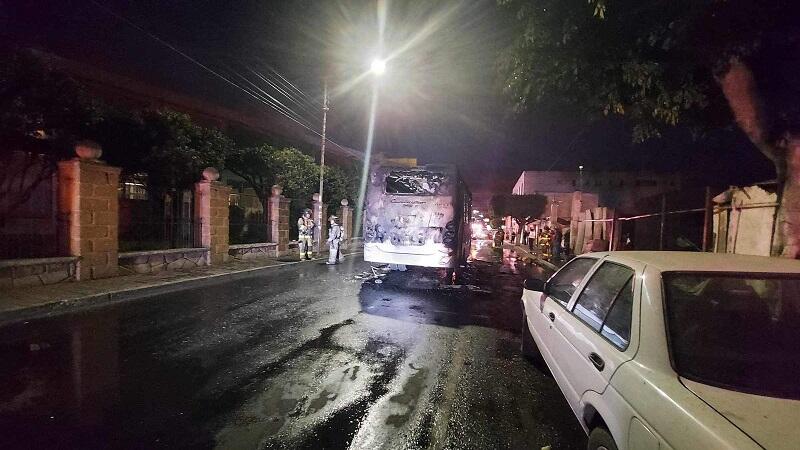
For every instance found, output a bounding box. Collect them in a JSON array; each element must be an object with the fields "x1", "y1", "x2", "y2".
[{"x1": 664, "y1": 272, "x2": 800, "y2": 400}]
